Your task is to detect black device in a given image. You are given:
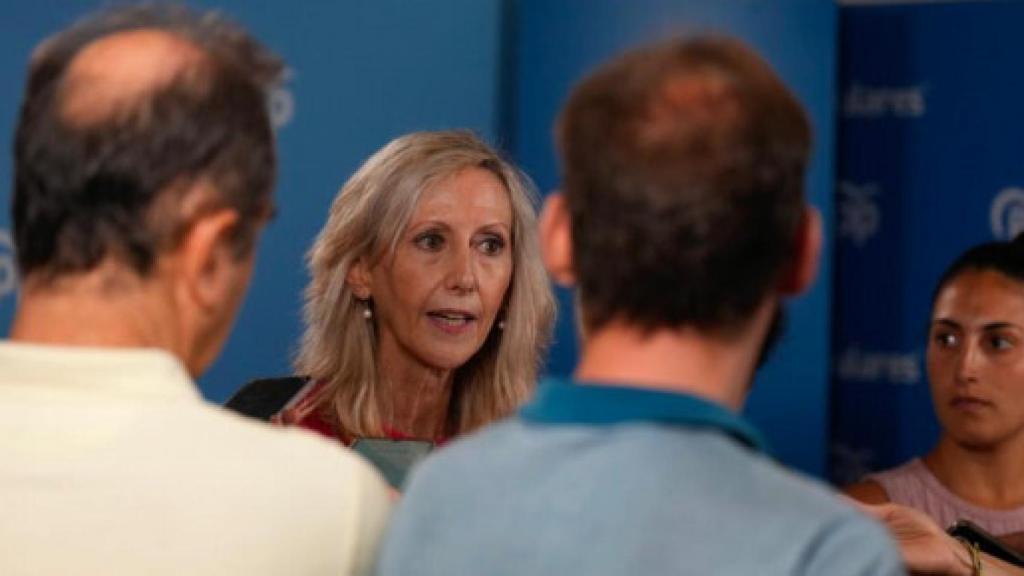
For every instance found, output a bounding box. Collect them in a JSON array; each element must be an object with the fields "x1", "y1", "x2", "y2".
[{"x1": 947, "y1": 519, "x2": 1024, "y2": 568}]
